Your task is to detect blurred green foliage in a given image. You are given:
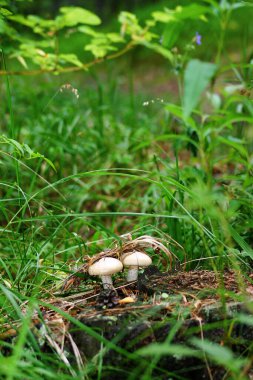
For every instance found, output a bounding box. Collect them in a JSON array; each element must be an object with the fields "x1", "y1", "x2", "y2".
[{"x1": 0, "y1": 1, "x2": 253, "y2": 379}]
